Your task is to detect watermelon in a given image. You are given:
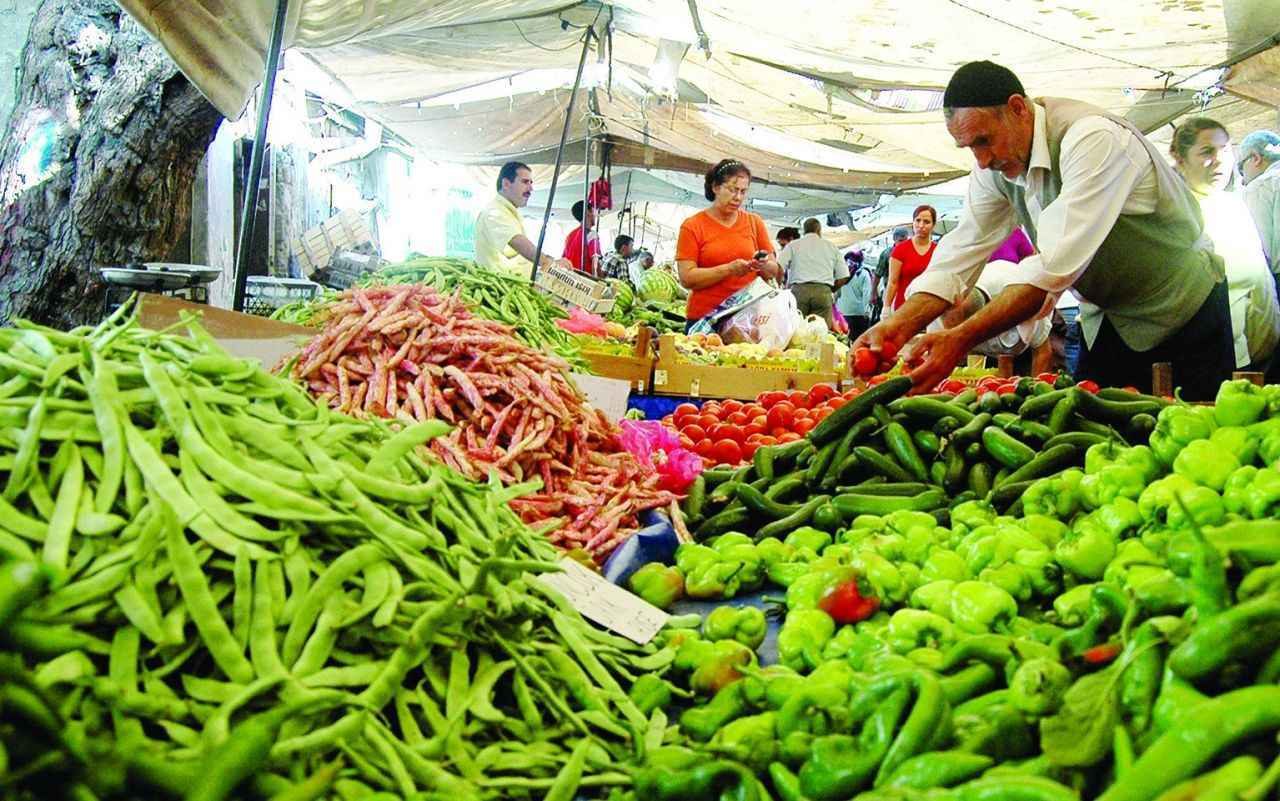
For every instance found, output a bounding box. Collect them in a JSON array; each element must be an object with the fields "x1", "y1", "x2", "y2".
[
  {"x1": 607, "y1": 278, "x2": 634, "y2": 314},
  {"x1": 638, "y1": 269, "x2": 679, "y2": 303}
]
